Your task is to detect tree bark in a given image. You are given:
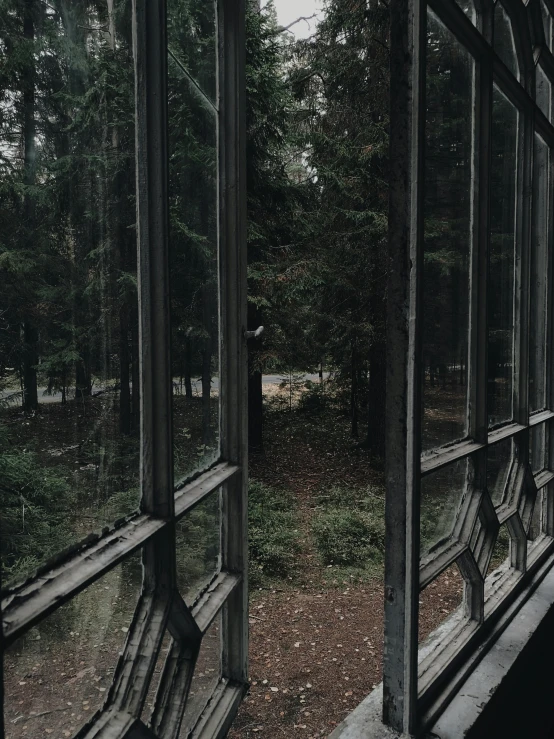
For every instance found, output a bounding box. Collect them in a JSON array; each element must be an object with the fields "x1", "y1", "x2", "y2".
[
  {"x1": 22, "y1": 0, "x2": 38, "y2": 412},
  {"x1": 184, "y1": 338, "x2": 193, "y2": 399},
  {"x1": 350, "y1": 339, "x2": 359, "y2": 439},
  {"x1": 366, "y1": 339, "x2": 386, "y2": 457},
  {"x1": 247, "y1": 302, "x2": 263, "y2": 452},
  {"x1": 201, "y1": 284, "x2": 213, "y2": 445}
]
